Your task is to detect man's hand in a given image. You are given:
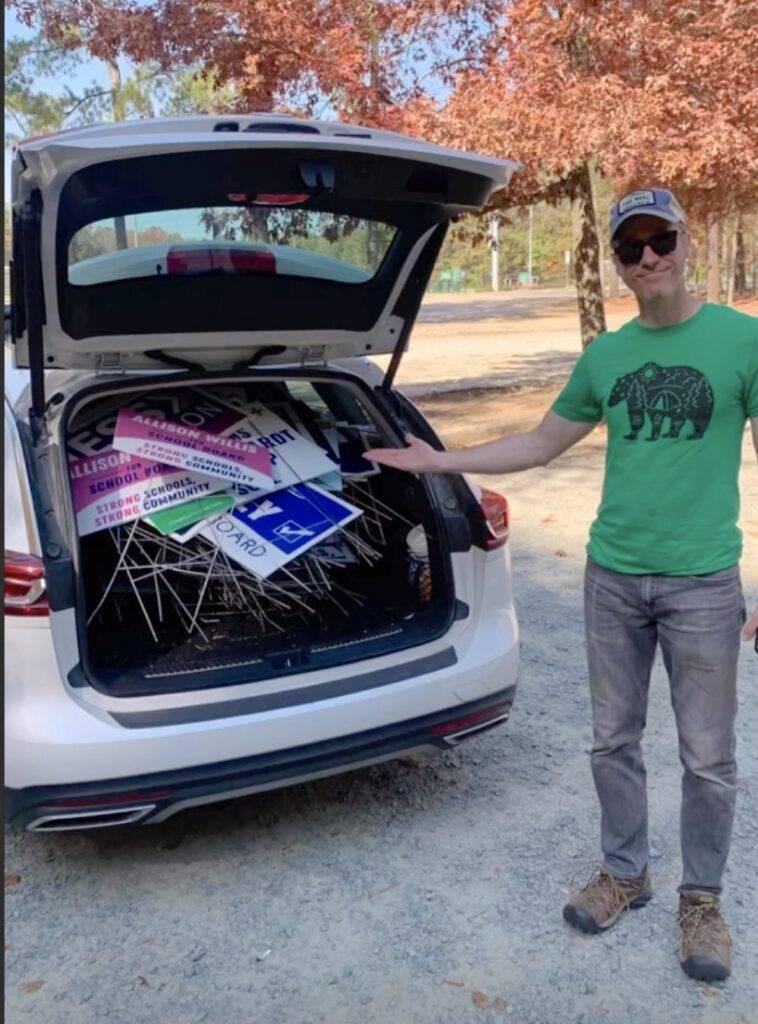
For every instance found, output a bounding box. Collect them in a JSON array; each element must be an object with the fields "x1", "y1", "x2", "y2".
[
  {"x1": 364, "y1": 433, "x2": 446, "y2": 473},
  {"x1": 364, "y1": 411, "x2": 596, "y2": 477},
  {"x1": 741, "y1": 606, "x2": 758, "y2": 646}
]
